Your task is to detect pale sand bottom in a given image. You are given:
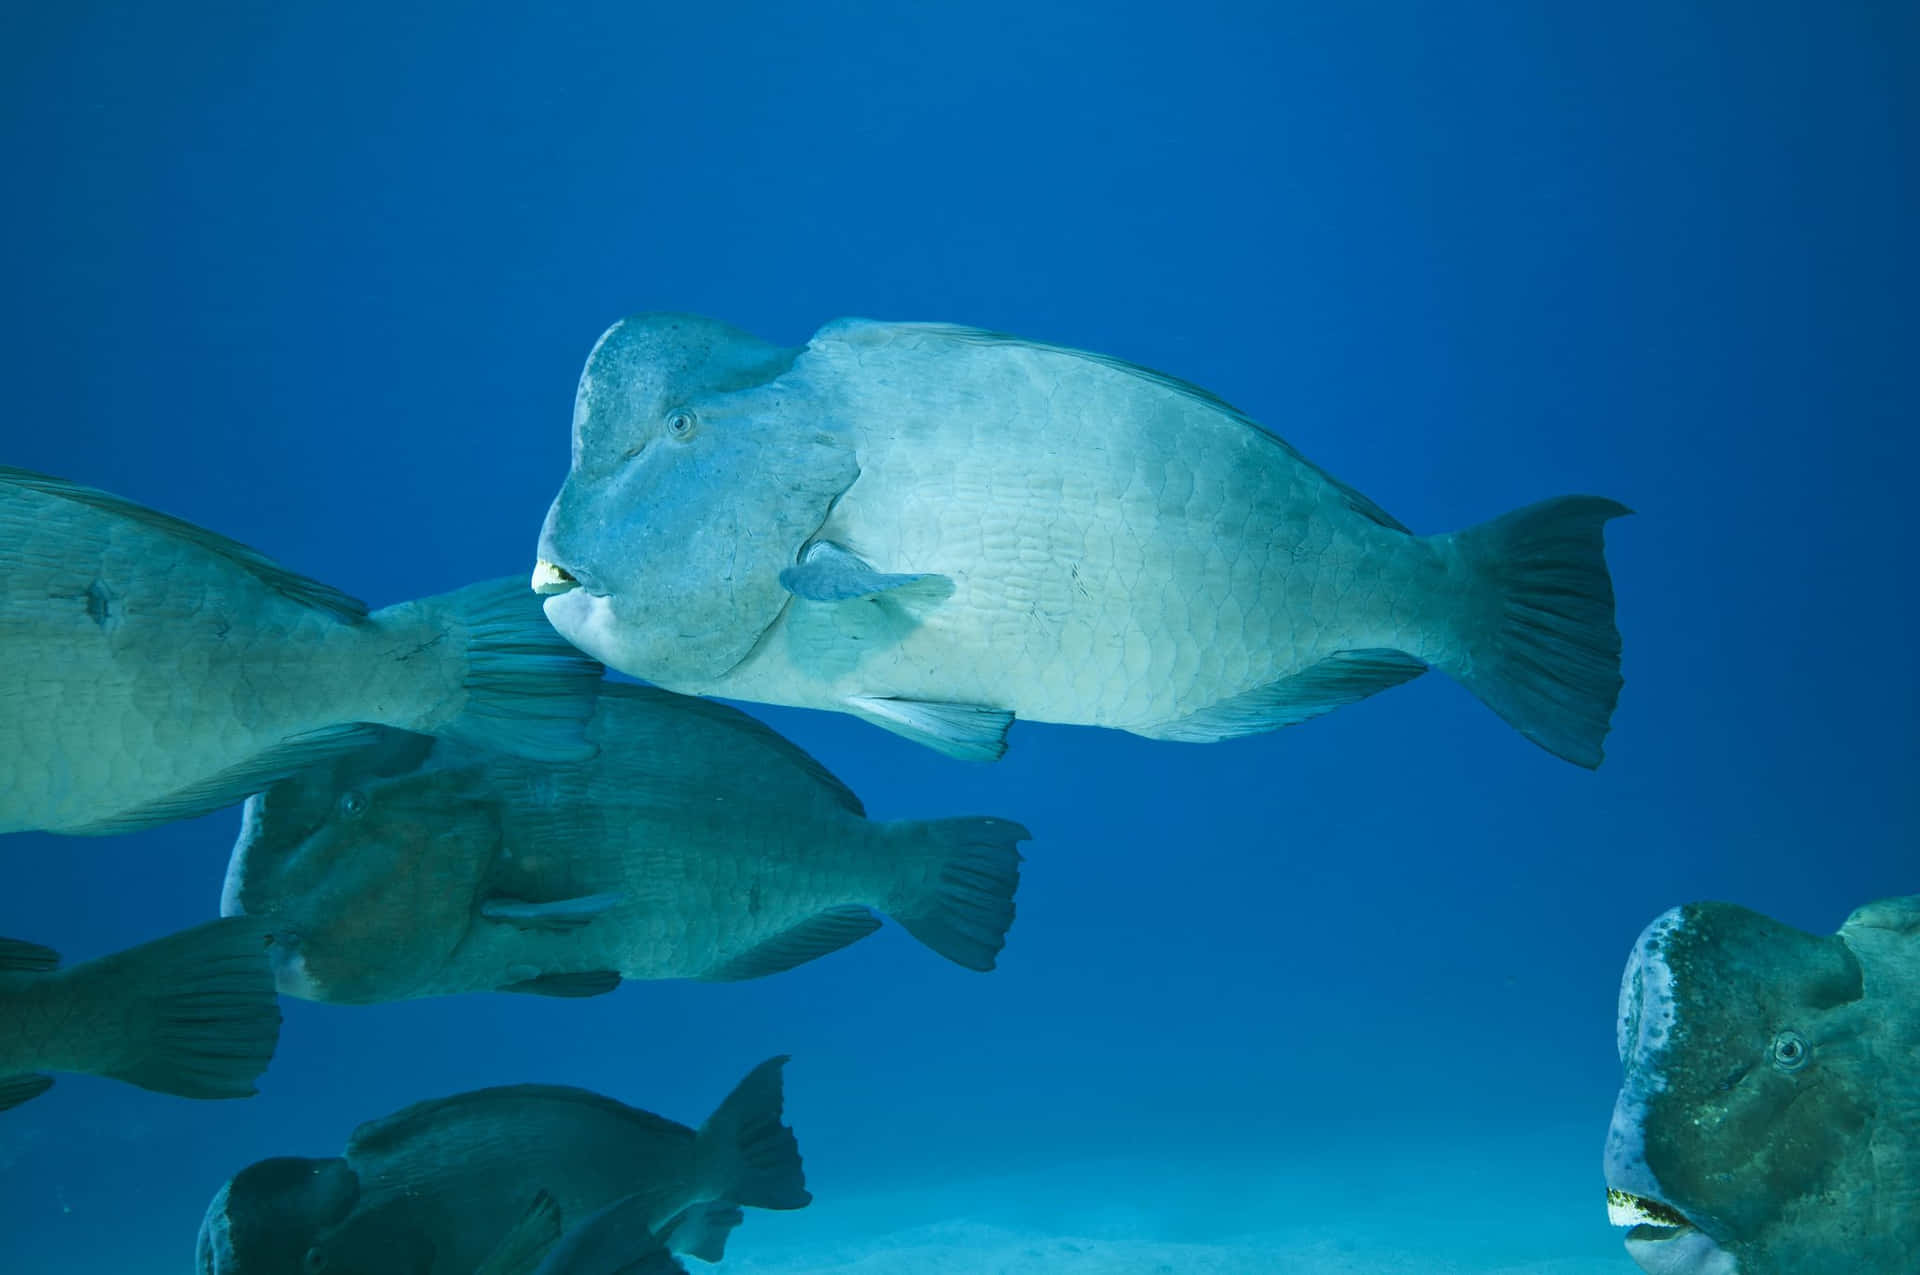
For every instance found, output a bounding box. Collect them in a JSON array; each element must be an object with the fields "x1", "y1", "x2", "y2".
[{"x1": 723, "y1": 1132, "x2": 1636, "y2": 1274}]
